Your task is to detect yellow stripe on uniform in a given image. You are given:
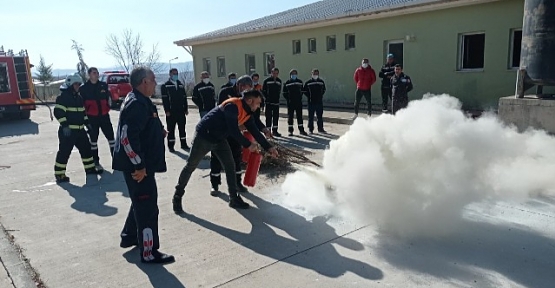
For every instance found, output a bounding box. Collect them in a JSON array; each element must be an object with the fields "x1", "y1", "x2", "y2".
[
  {"x1": 68, "y1": 125, "x2": 84, "y2": 130},
  {"x1": 83, "y1": 163, "x2": 95, "y2": 169},
  {"x1": 82, "y1": 157, "x2": 94, "y2": 163},
  {"x1": 55, "y1": 104, "x2": 67, "y2": 111},
  {"x1": 54, "y1": 170, "x2": 67, "y2": 175},
  {"x1": 58, "y1": 117, "x2": 67, "y2": 123},
  {"x1": 67, "y1": 107, "x2": 85, "y2": 112},
  {"x1": 55, "y1": 162, "x2": 67, "y2": 168}
]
